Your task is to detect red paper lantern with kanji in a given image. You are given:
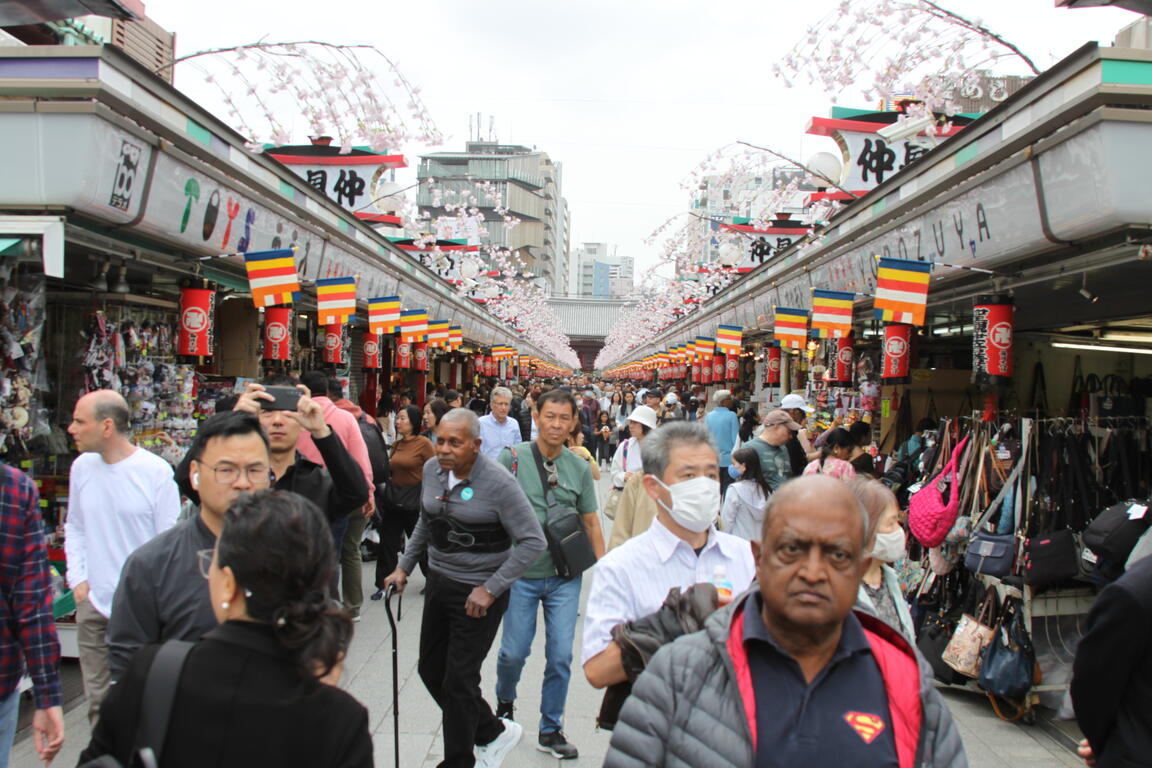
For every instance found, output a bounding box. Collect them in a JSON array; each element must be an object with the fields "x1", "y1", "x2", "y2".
[
  {"x1": 882, "y1": 324, "x2": 913, "y2": 384},
  {"x1": 262, "y1": 306, "x2": 292, "y2": 361},
  {"x1": 485, "y1": 356, "x2": 496, "y2": 377},
  {"x1": 414, "y1": 341, "x2": 429, "y2": 372},
  {"x1": 322, "y1": 324, "x2": 345, "y2": 365},
  {"x1": 725, "y1": 354, "x2": 740, "y2": 382},
  {"x1": 178, "y1": 287, "x2": 215, "y2": 358},
  {"x1": 395, "y1": 339, "x2": 412, "y2": 369},
  {"x1": 765, "y1": 345, "x2": 782, "y2": 385},
  {"x1": 712, "y1": 355, "x2": 725, "y2": 382},
  {"x1": 830, "y1": 335, "x2": 853, "y2": 385},
  {"x1": 972, "y1": 294, "x2": 1014, "y2": 388},
  {"x1": 363, "y1": 332, "x2": 383, "y2": 370}
]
